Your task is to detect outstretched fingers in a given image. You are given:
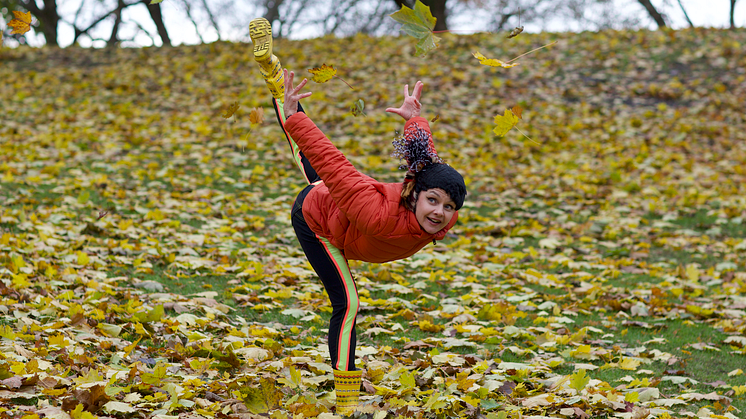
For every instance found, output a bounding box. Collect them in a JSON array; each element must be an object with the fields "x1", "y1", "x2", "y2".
[{"x1": 412, "y1": 80, "x2": 424, "y2": 101}]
